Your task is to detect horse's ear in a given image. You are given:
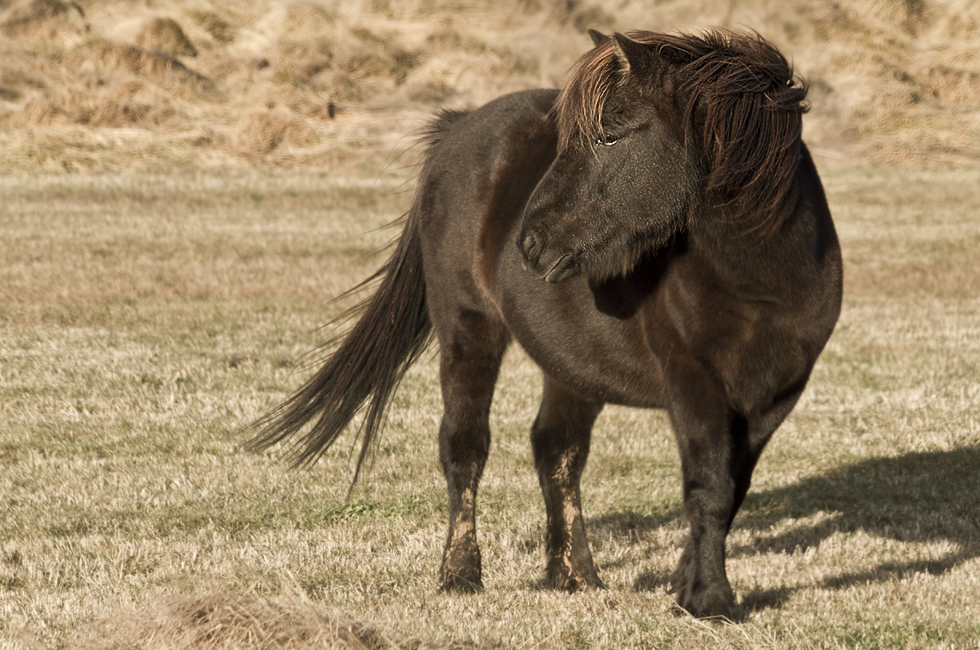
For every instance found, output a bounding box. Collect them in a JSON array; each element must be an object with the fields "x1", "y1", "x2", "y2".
[
  {"x1": 588, "y1": 29, "x2": 611, "y2": 47},
  {"x1": 611, "y1": 32, "x2": 652, "y2": 77}
]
